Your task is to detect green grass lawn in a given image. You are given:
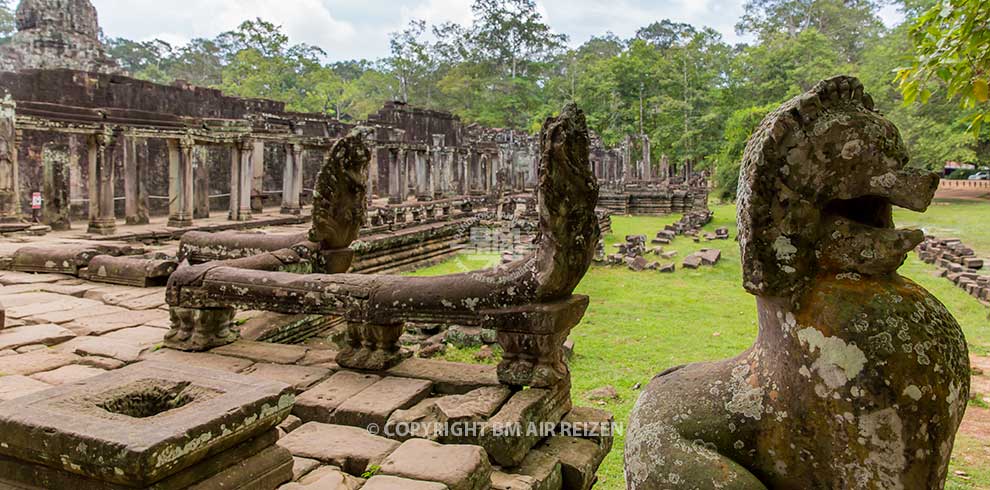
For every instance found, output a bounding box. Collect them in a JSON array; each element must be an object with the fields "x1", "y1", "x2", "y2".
[{"x1": 409, "y1": 200, "x2": 990, "y2": 490}]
